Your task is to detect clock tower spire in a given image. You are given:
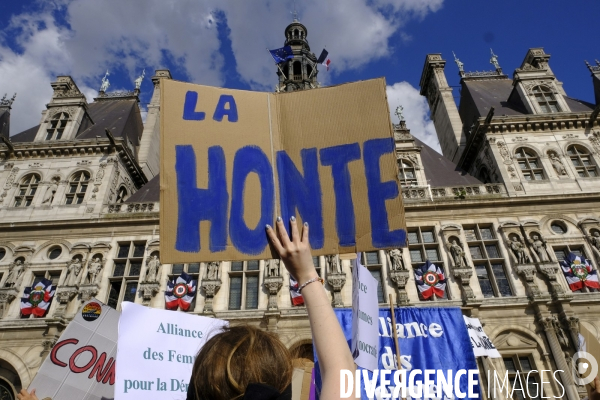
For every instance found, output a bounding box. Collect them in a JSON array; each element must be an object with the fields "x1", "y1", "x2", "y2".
[{"x1": 276, "y1": 18, "x2": 319, "y2": 92}]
